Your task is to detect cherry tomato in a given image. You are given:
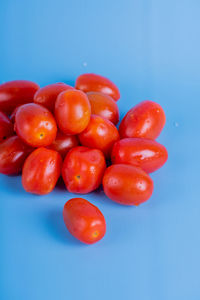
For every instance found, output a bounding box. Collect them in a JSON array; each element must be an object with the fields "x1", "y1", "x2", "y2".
[
  {"x1": 55, "y1": 90, "x2": 91, "y2": 135},
  {"x1": 62, "y1": 146, "x2": 106, "y2": 194},
  {"x1": 75, "y1": 73, "x2": 120, "y2": 101},
  {"x1": 111, "y1": 138, "x2": 168, "y2": 173},
  {"x1": 63, "y1": 198, "x2": 106, "y2": 244},
  {"x1": 103, "y1": 164, "x2": 153, "y2": 206},
  {"x1": 0, "y1": 111, "x2": 14, "y2": 142},
  {"x1": 22, "y1": 147, "x2": 62, "y2": 195},
  {"x1": 0, "y1": 136, "x2": 33, "y2": 175},
  {"x1": 34, "y1": 82, "x2": 74, "y2": 112},
  {"x1": 0, "y1": 80, "x2": 39, "y2": 114},
  {"x1": 87, "y1": 92, "x2": 119, "y2": 125},
  {"x1": 48, "y1": 131, "x2": 79, "y2": 159},
  {"x1": 119, "y1": 100, "x2": 166, "y2": 139},
  {"x1": 78, "y1": 115, "x2": 119, "y2": 158},
  {"x1": 15, "y1": 103, "x2": 57, "y2": 147}
]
